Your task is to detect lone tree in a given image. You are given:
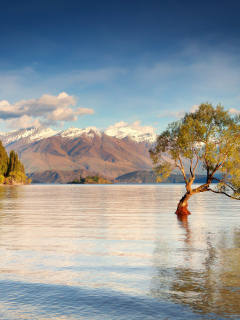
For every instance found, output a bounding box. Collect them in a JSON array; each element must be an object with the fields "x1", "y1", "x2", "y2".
[{"x1": 150, "y1": 103, "x2": 240, "y2": 215}]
